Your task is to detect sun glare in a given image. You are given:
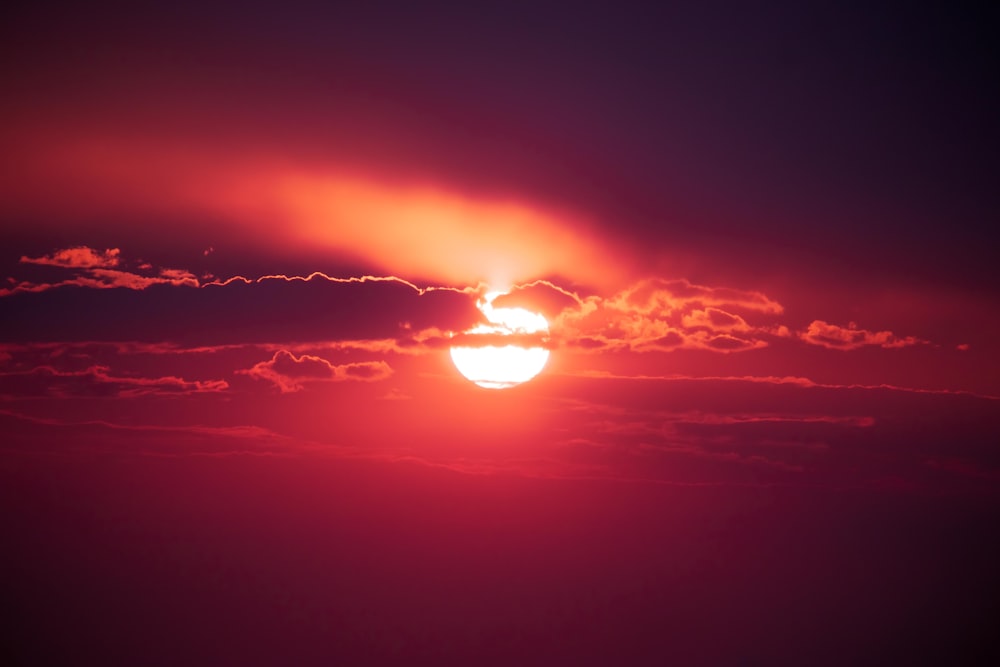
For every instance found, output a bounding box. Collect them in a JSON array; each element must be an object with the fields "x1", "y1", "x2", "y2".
[{"x1": 450, "y1": 292, "x2": 551, "y2": 389}]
